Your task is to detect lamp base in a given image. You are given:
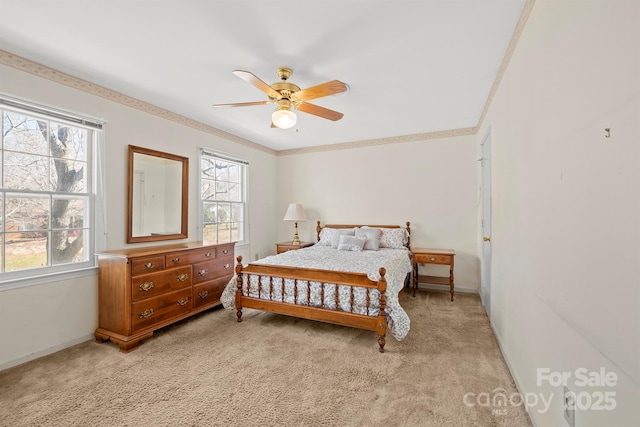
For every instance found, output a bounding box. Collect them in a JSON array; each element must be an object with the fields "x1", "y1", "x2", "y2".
[{"x1": 292, "y1": 222, "x2": 300, "y2": 245}]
